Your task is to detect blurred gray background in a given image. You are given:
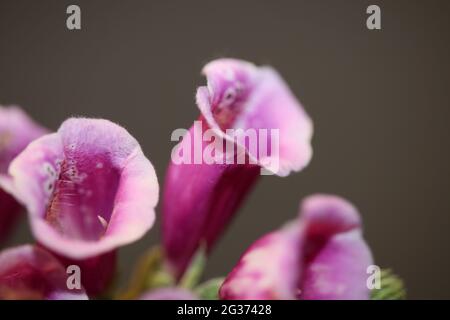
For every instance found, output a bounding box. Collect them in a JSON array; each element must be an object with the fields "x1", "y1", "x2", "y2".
[{"x1": 1, "y1": 0, "x2": 449, "y2": 299}]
